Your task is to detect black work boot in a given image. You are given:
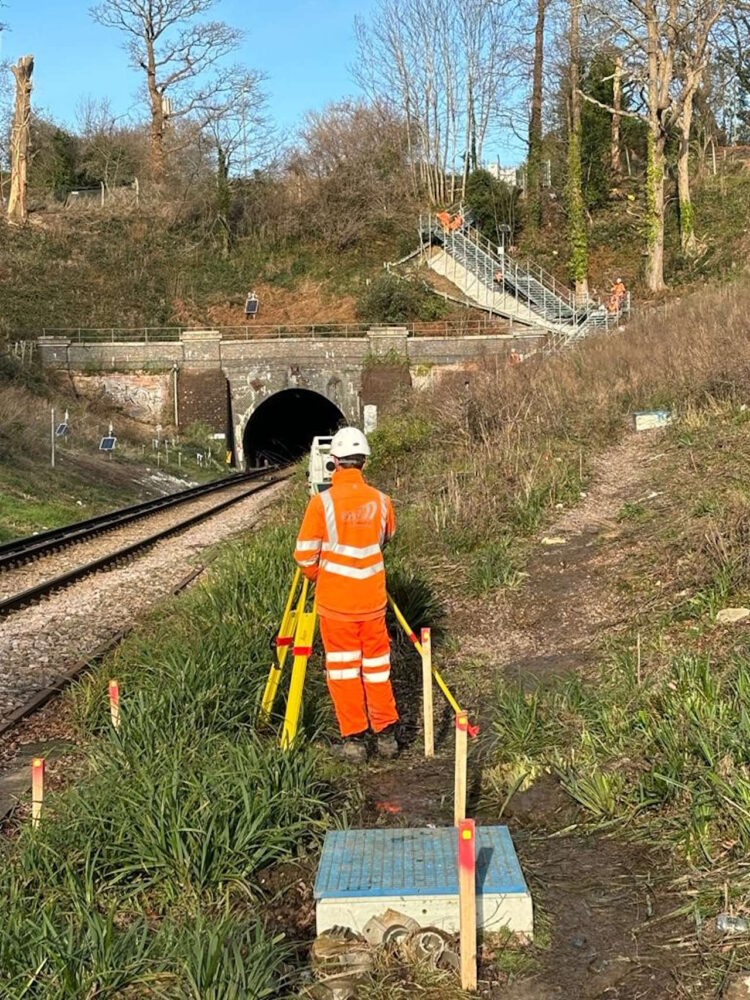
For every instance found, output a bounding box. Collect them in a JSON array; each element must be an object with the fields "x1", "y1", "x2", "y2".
[
  {"x1": 330, "y1": 735, "x2": 367, "y2": 763},
  {"x1": 375, "y1": 726, "x2": 398, "y2": 759}
]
